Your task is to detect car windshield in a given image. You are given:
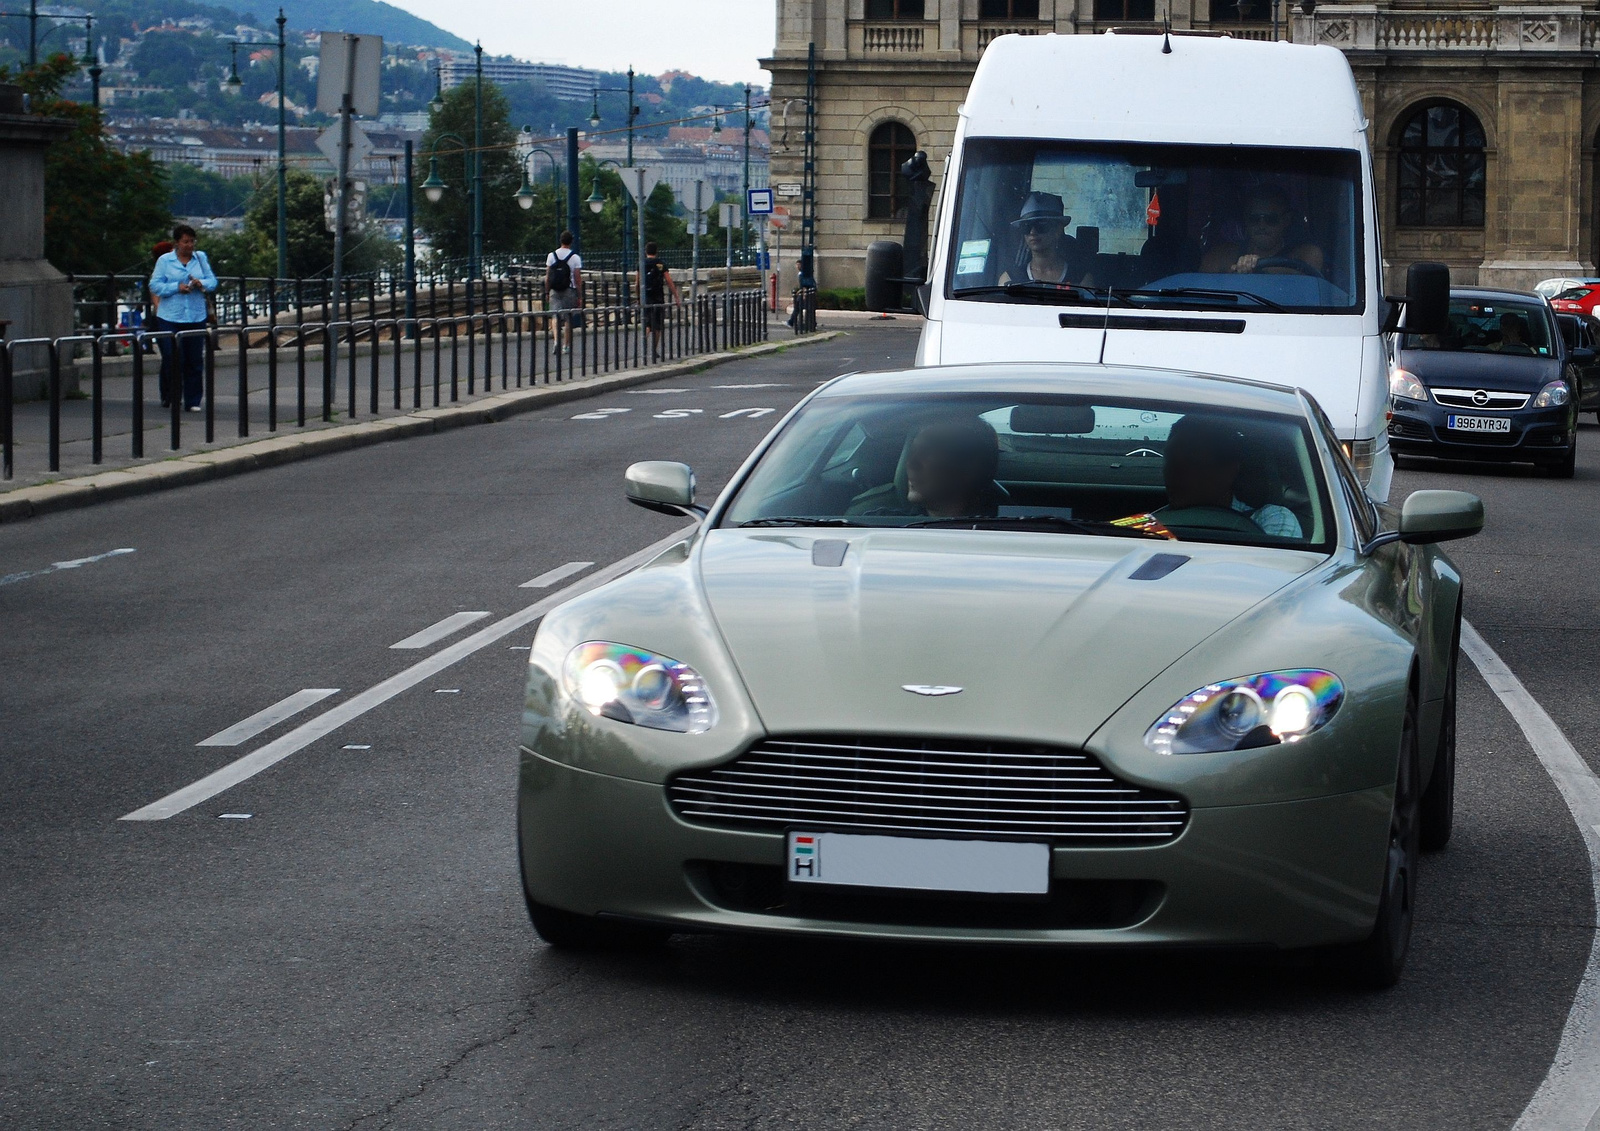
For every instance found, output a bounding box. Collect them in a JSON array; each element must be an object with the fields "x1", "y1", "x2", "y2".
[
  {"x1": 947, "y1": 139, "x2": 1364, "y2": 314},
  {"x1": 720, "y1": 392, "x2": 1334, "y2": 550},
  {"x1": 1402, "y1": 297, "x2": 1556, "y2": 357},
  {"x1": 1554, "y1": 287, "x2": 1594, "y2": 302}
]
